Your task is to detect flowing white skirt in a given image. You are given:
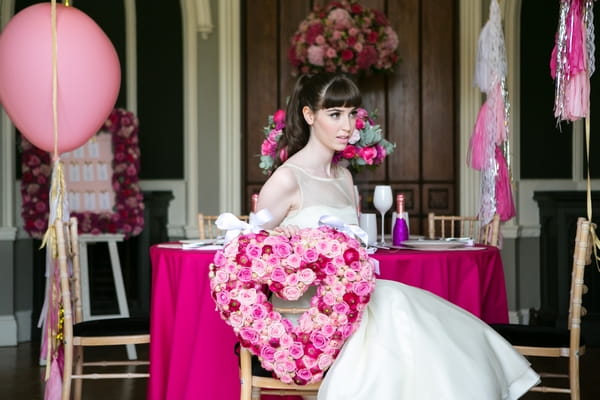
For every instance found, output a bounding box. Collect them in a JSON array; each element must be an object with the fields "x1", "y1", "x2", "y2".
[{"x1": 318, "y1": 280, "x2": 540, "y2": 400}]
